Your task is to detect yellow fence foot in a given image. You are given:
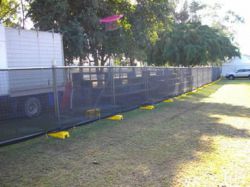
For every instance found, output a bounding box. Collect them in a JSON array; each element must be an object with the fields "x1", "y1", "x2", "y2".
[
  {"x1": 164, "y1": 99, "x2": 174, "y2": 103},
  {"x1": 107, "y1": 115, "x2": 124, "y2": 121},
  {"x1": 48, "y1": 131, "x2": 70, "y2": 139},
  {"x1": 140, "y1": 105, "x2": 155, "y2": 110}
]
